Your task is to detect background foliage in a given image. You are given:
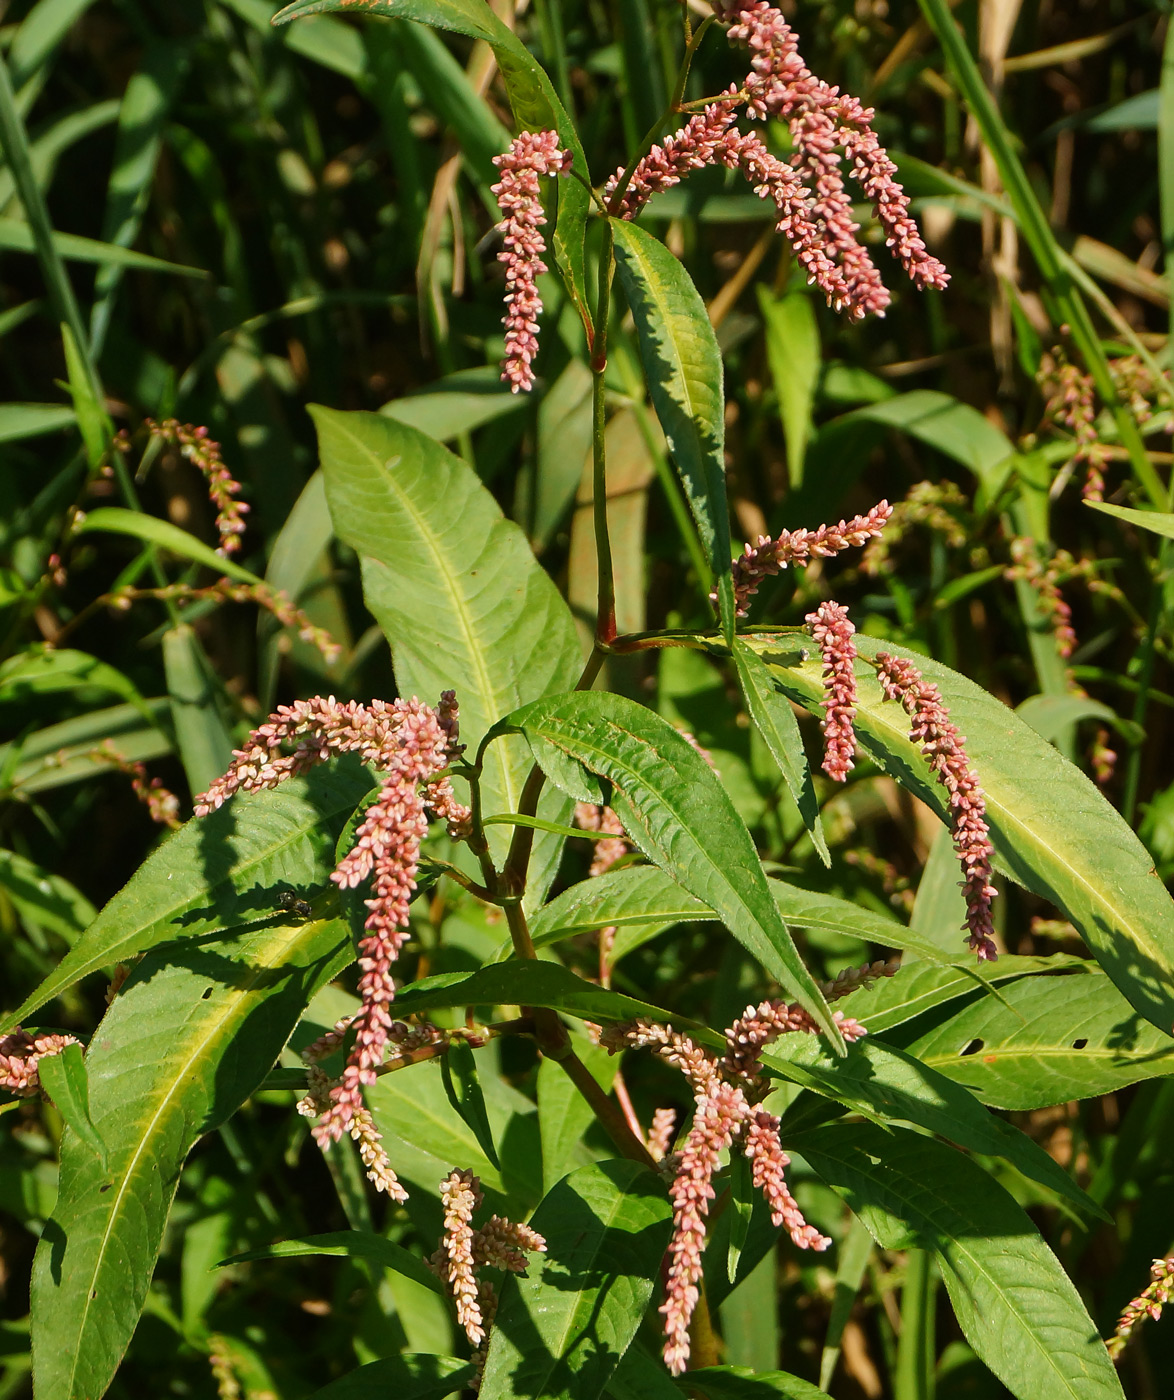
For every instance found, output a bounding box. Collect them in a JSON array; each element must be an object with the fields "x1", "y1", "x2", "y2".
[{"x1": 3, "y1": 0, "x2": 1174, "y2": 1397}]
